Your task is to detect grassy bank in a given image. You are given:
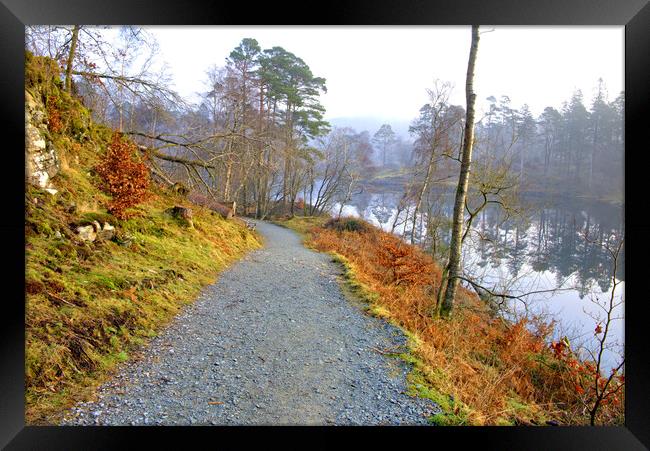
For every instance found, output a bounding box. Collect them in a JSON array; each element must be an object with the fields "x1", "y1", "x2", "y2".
[
  {"x1": 25, "y1": 53, "x2": 261, "y2": 423},
  {"x1": 278, "y1": 215, "x2": 624, "y2": 426}
]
